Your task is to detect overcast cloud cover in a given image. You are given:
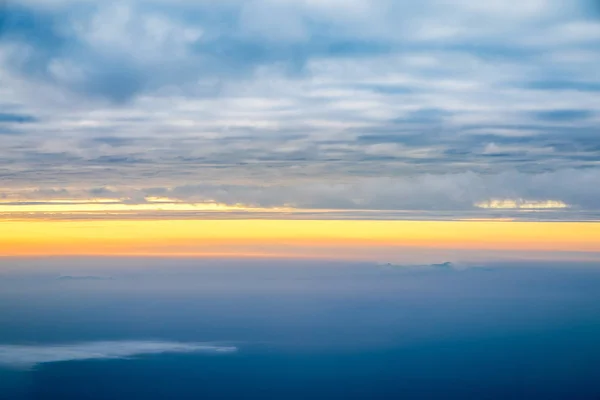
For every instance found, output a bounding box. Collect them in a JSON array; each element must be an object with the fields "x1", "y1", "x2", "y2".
[{"x1": 1, "y1": 0, "x2": 599, "y2": 216}]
